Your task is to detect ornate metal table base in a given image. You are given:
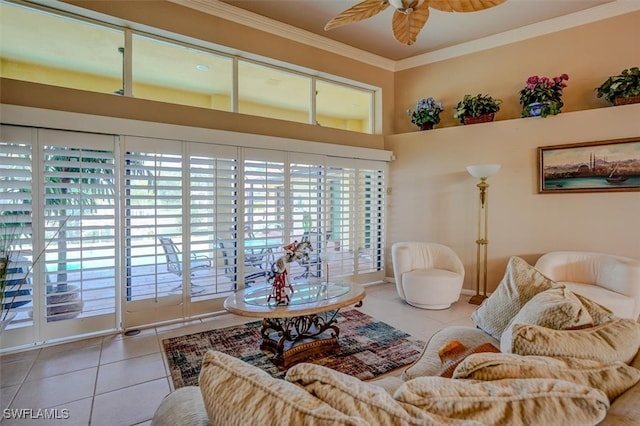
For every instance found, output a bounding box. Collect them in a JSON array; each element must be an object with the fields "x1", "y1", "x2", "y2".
[
  {"x1": 224, "y1": 282, "x2": 366, "y2": 367},
  {"x1": 260, "y1": 309, "x2": 342, "y2": 367}
]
